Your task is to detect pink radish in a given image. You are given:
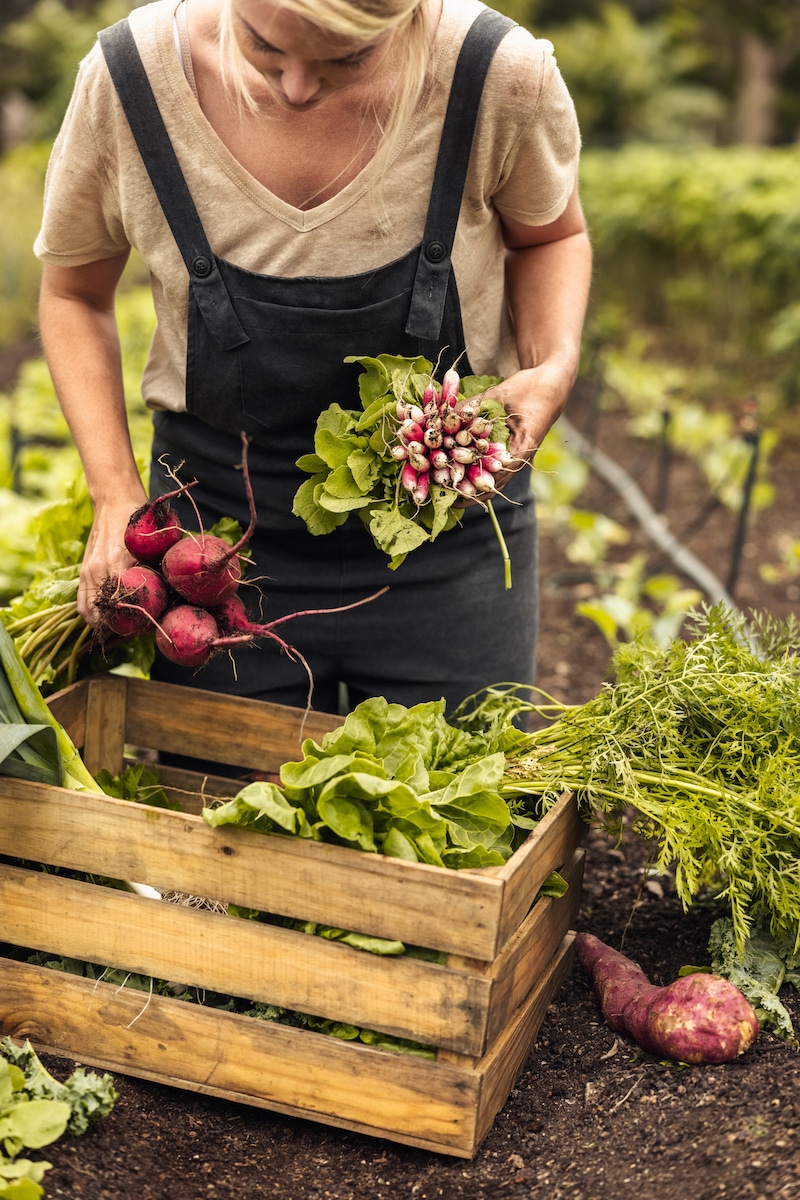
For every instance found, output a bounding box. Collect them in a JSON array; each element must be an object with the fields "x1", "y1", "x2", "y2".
[
  {"x1": 441, "y1": 367, "x2": 460, "y2": 405},
  {"x1": 401, "y1": 463, "x2": 418, "y2": 493},
  {"x1": 412, "y1": 474, "x2": 430, "y2": 505},
  {"x1": 95, "y1": 565, "x2": 169, "y2": 637},
  {"x1": 466, "y1": 463, "x2": 497, "y2": 493},
  {"x1": 123, "y1": 480, "x2": 198, "y2": 562},
  {"x1": 574, "y1": 932, "x2": 759, "y2": 1064}
]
